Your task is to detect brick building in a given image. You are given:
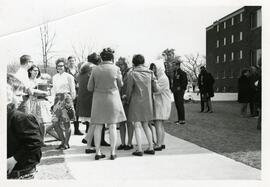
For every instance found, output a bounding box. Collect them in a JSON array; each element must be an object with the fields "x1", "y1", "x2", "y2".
[{"x1": 206, "y1": 6, "x2": 261, "y2": 92}]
